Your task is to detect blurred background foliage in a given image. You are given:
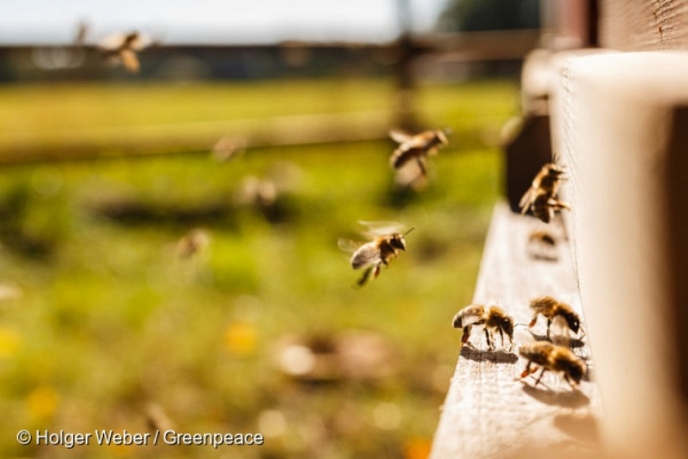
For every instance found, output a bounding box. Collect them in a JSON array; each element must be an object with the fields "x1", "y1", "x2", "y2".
[
  {"x1": 0, "y1": 78, "x2": 518, "y2": 459},
  {"x1": 0, "y1": 1, "x2": 526, "y2": 458},
  {"x1": 437, "y1": 0, "x2": 540, "y2": 32}
]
